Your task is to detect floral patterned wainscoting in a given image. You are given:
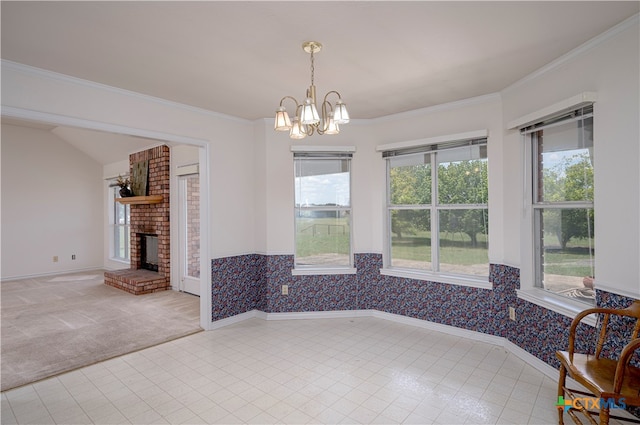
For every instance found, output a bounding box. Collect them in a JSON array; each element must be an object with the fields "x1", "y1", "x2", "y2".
[{"x1": 211, "y1": 253, "x2": 638, "y2": 370}]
